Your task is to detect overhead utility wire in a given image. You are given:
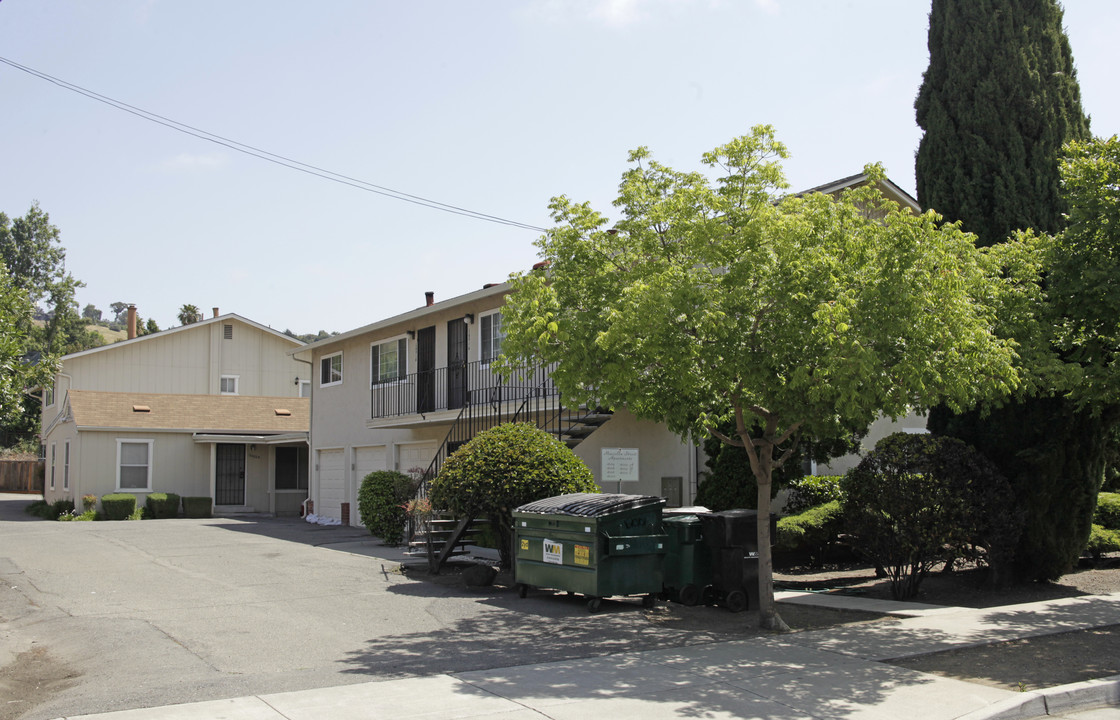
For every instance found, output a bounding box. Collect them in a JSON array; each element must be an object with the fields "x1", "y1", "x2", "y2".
[{"x1": 0, "y1": 56, "x2": 548, "y2": 232}]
